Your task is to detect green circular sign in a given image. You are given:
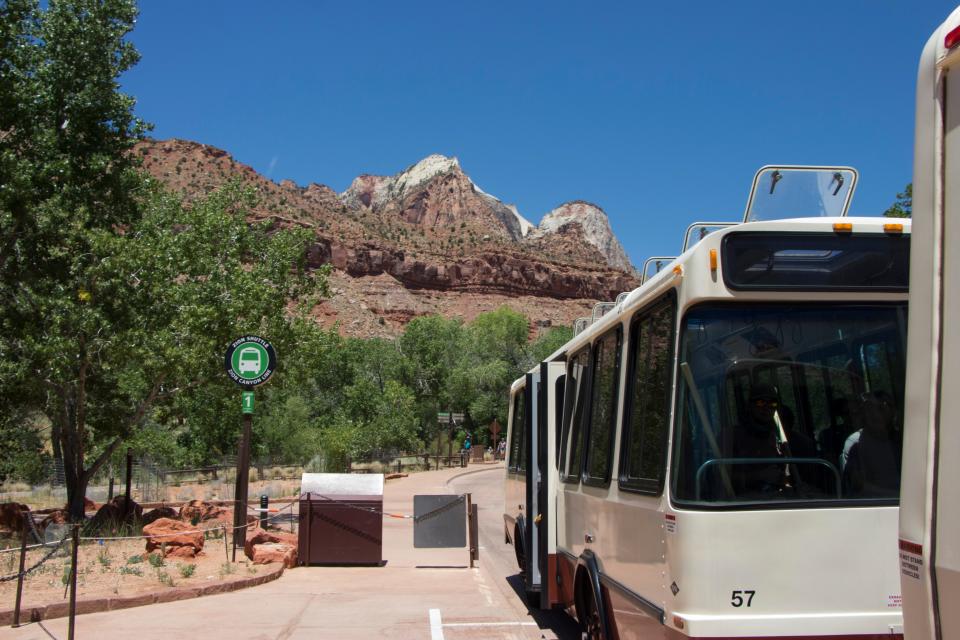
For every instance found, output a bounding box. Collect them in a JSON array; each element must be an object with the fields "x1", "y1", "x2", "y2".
[{"x1": 224, "y1": 336, "x2": 277, "y2": 387}]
